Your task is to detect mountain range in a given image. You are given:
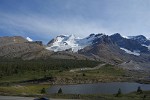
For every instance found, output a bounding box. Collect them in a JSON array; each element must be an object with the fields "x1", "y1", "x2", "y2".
[
  {"x1": 1, "y1": 33, "x2": 150, "y2": 71},
  {"x1": 45, "y1": 33, "x2": 150, "y2": 71},
  {"x1": 47, "y1": 33, "x2": 150, "y2": 55}
]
